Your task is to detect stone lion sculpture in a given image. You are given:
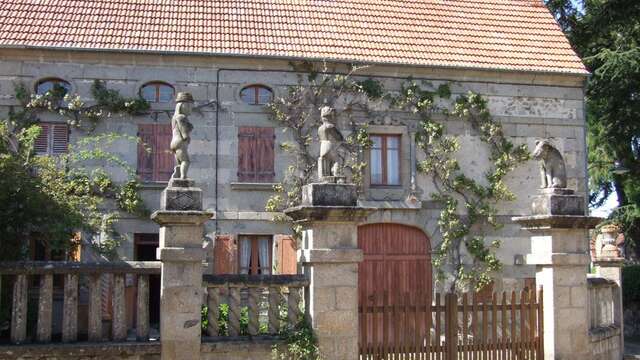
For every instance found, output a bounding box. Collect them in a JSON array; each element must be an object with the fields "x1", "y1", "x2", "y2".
[{"x1": 532, "y1": 139, "x2": 567, "y2": 188}]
